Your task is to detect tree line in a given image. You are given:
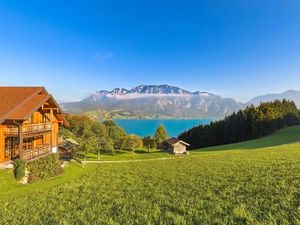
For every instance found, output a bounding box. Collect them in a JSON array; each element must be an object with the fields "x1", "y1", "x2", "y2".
[
  {"x1": 178, "y1": 99, "x2": 300, "y2": 149},
  {"x1": 60, "y1": 115, "x2": 169, "y2": 158}
]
